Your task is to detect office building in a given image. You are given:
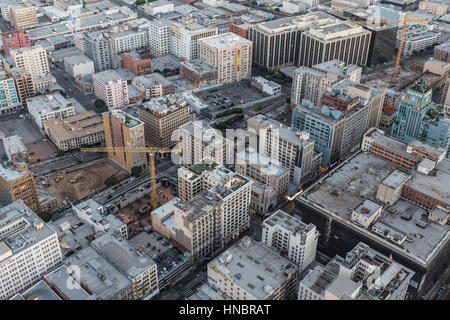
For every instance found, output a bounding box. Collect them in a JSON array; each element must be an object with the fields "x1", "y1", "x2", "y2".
[
  {"x1": 262, "y1": 210, "x2": 318, "y2": 271},
  {"x1": 203, "y1": 0, "x2": 229, "y2": 6},
  {"x1": 229, "y1": 21, "x2": 250, "y2": 39},
  {"x1": 147, "y1": 19, "x2": 171, "y2": 57},
  {"x1": 122, "y1": 52, "x2": 152, "y2": 76},
  {"x1": 1, "y1": 30, "x2": 30, "y2": 56},
  {"x1": 391, "y1": 81, "x2": 450, "y2": 154},
  {"x1": 174, "y1": 165, "x2": 252, "y2": 261},
  {"x1": 91, "y1": 233, "x2": 159, "y2": 300},
  {"x1": 11, "y1": 46, "x2": 50, "y2": 79},
  {"x1": 0, "y1": 201, "x2": 62, "y2": 300},
  {"x1": 251, "y1": 76, "x2": 281, "y2": 96},
  {"x1": 10, "y1": 5, "x2": 38, "y2": 30},
  {"x1": 109, "y1": 29, "x2": 148, "y2": 55},
  {"x1": 248, "y1": 115, "x2": 321, "y2": 184},
  {"x1": 0, "y1": 71, "x2": 20, "y2": 114},
  {"x1": 132, "y1": 73, "x2": 174, "y2": 100},
  {"x1": 178, "y1": 121, "x2": 233, "y2": 166},
  {"x1": 102, "y1": 109, "x2": 146, "y2": 172},
  {"x1": 64, "y1": 55, "x2": 95, "y2": 79},
  {"x1": 419, "y1": 1, "x2": 449, "y2": 16},
  {"x1": 197, "y1": 33, "x2": 252, "y2": 85},
  {"x1": 433, "y1": 43, "x2": 450, "y2": 63},
  {"x1": 207, "y1": 236, "x2": 299, "y2": 300},
  {"x1": 171, "y1": 22, "x2": 218, "y2": 61},
  {"x1": 9, "y1": 68, "x2": 34, "y2": 103},
  {"x1": 142, "y1": 0, "x2": 174, "y2": 16},
  {"x1": 180, "y1": 59, "x2": 217, "y2": 86},
  {"x1": 43, "y1": 111, "x2": 105, "y2": 151},
  {"x1": 138, "y1": 94, "x2": 190, "y2": 148},
  {"x1": 299, "y1": 242, "x2": 414, "y2": 300},
  {"x1": 93, "y1": 70, "x2": 129, "y2": 110},
  {"x1": 83, "y1": 31, "x2": 114, "y2": 72},
  {"x1": 0, "y1": 158, "x2": 40, "y2": 213},
  {"x1": 396, "y1": 24, "x2": 441, "y2": 56},
  {"x1": 27, "y1": 93, "x2": 76, "y2": 130}
]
